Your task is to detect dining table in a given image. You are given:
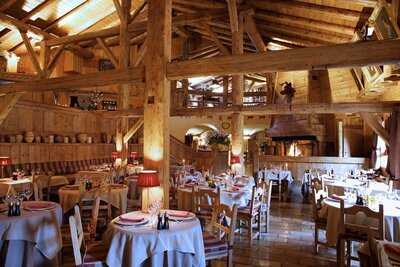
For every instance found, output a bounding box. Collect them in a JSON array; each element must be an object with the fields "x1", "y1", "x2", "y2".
[
  {"x1": 259, "y1": 169, "x2": 294, "y2": 184},
  {"x1": 58, "y1": 184, "x2": 128, "y2": 214},
  {"x1": 103, "y1": 210, "x2": 206, "y2": 267},
  {"x1": 320, "y1": 195, "x2": 400, "y2": 246},
  {"x1": 0, "y1": 177, "x2": 33, "y2": 197},
  {"x1": 322, "y1": 176, "x2": 389, "y2": 196},
  {"x1": 0, "y1": 201, "x2": 62, "y2": 267},
  {"x1": 177, "y1": 175, "x2": 255, "y2": 210}
]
